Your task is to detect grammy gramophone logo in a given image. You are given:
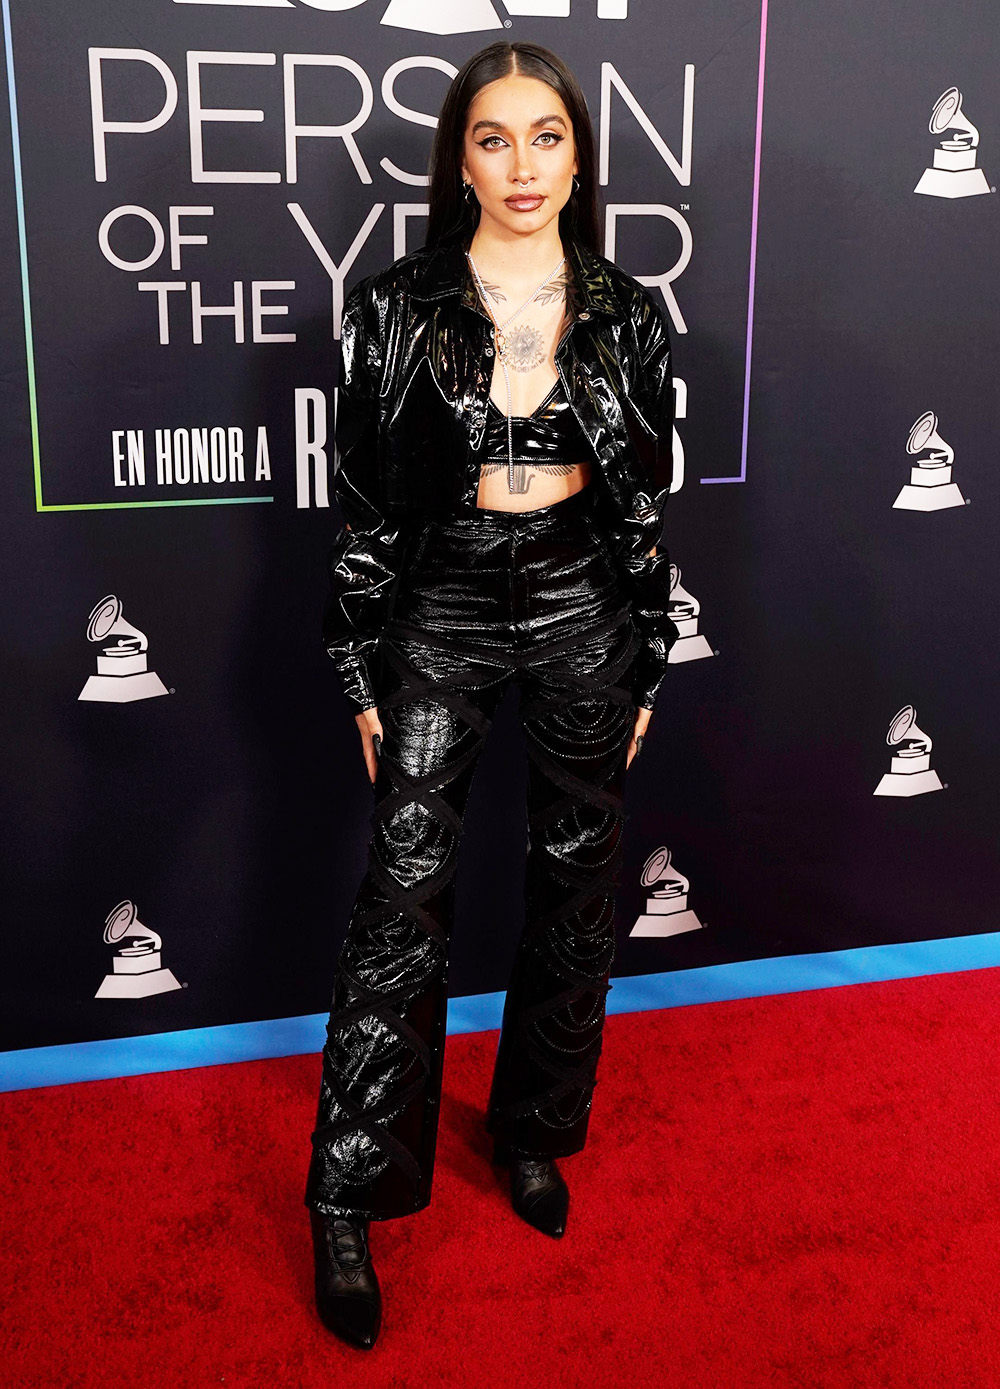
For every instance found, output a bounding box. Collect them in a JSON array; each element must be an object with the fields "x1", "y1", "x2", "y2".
[
  {"x1": 873, "y1": 705, "x2": 944, "y2": 798},
  {"x1": 95, "y1": 900, "x2": 183, "y2": 999},
  {"x1": 381, "y1": 0, "x2": 628, "y2": 31},
  {"x1": 630, "y1": 846, "x2": 704, "y2": 937},
  {"x1": 666, "y1": 563, "x2": 714, "y2": 664},
  {"x1": 893, "y1": 411, "x2": 967, "y2": 512},
  {"x1": 78, "y1": 595, "x2": 169, "y2": 703},
  {"x1": 914, "y1": 87, "x2": 992, "y2": 199},
  {"x1": 177, "y1": 0, "x2": 630, "y2": 36}
]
